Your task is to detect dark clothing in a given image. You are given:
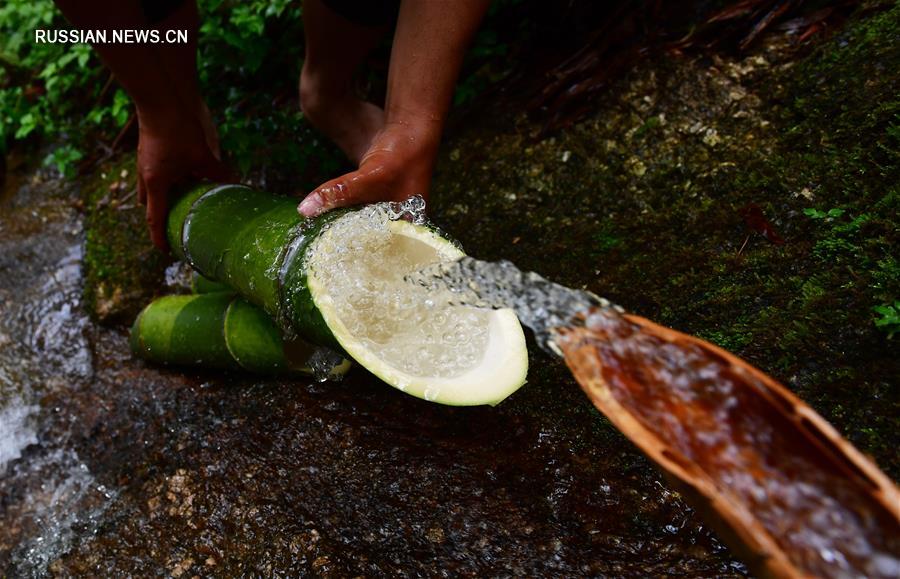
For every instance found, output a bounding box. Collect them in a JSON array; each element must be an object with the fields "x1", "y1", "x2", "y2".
[
  {"x1": 139, "y1": 0, "x2": 399, "y2": 28},
  {"x1": 321, "y1": 0, "x2": 400, "y2": 27},
  {"x1": 141, "y1": 0, "x2": 186, "y2": 24}
]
